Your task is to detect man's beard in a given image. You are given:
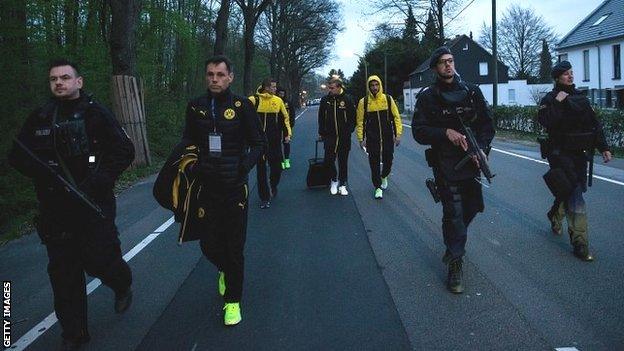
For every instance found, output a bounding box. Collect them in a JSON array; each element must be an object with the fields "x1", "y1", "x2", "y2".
[{"x1": 438, "y1": 72, "x2": 454, "y2": 79}]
